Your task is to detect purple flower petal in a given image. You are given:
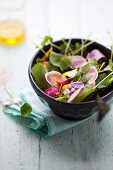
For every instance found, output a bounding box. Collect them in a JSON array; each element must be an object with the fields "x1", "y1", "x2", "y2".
[
  {"x1": 68, "y1": 88, "x2": 83, "y2": 102},
  {"x1": 71, "y1": 81, "x2": 84, "y2": 89},
  {"x1": 65, "y1": 88, "x2": 76, "y2": 94}
]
